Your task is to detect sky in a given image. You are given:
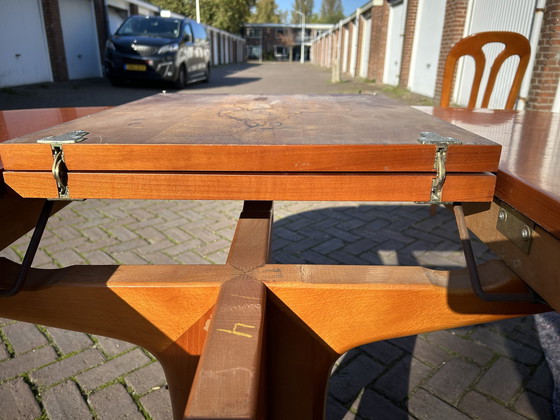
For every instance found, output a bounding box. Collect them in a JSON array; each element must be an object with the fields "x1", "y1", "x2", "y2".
[{"x1": 275, "y1": 0, "x2": 368, "y2": 19}]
